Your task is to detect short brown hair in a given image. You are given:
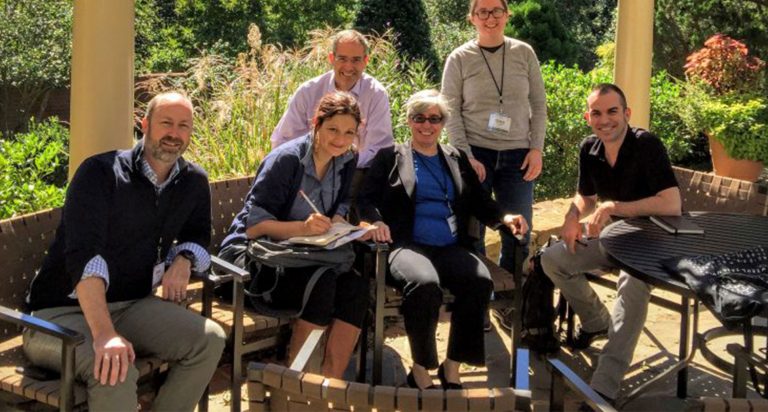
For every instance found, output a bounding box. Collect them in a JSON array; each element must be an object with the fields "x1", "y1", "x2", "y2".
[
  {"x1": 468, "y1": 0, "x2": 509, "y2": 18},
  {"x1": 332, "y1": 29, "x2": 369, "y2": 56},
  {"x1": 590, "y1": 83, "x2": 628, "y2": 110},
  {"x1": 312, "y1": 91, "x2": 362, "y2": 133}
]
